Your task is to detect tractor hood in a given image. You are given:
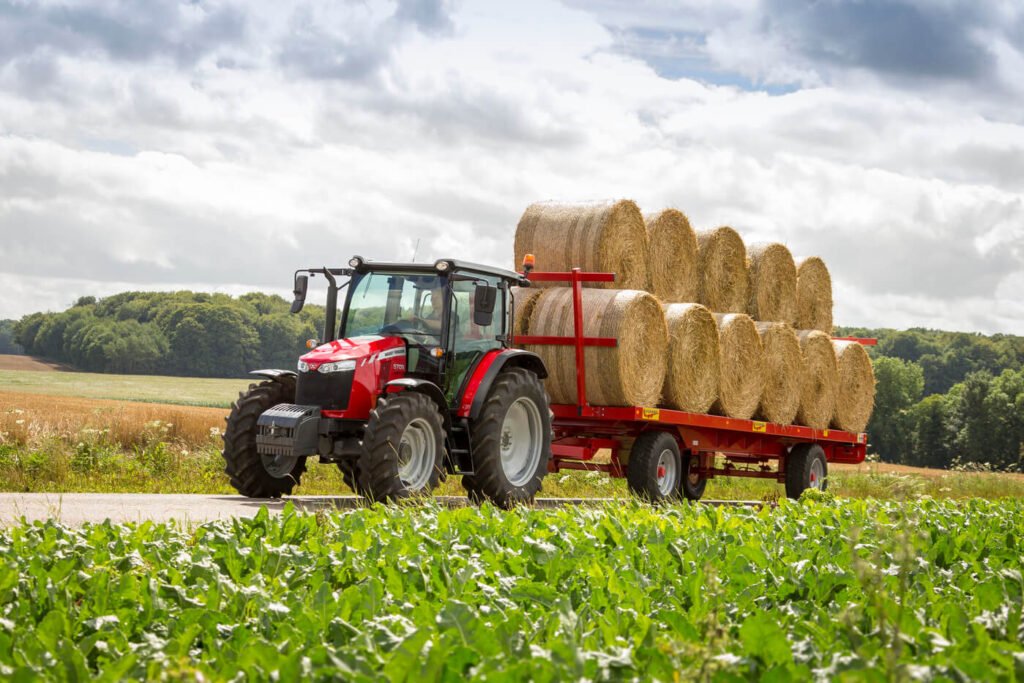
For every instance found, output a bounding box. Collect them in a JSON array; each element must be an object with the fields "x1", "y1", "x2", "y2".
[{"x1": 299, "y1": 335, "x2": 405, "y2": 371}]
